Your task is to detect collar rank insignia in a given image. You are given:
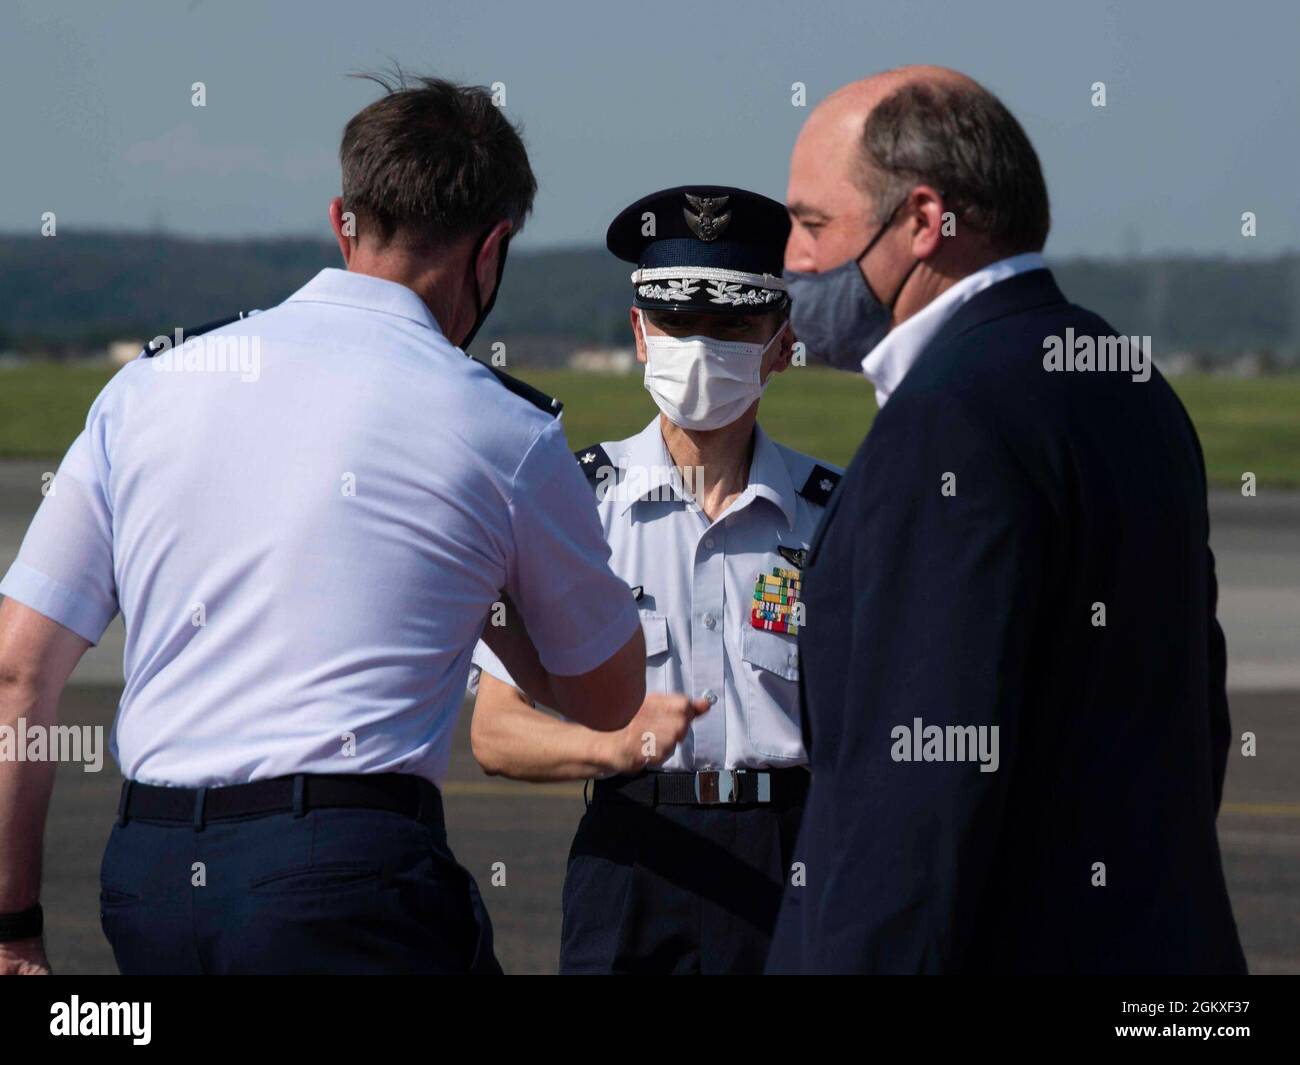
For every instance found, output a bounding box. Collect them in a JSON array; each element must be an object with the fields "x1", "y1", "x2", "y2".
[
  {"x1": 798, "y1": 464, "x2": 841, "y2": 507},
  {"x1": 777, "y1": 544, "x2": 808, "y2": 569},
  {"x1": 573, "y1": 443, "x2": 616, "y2": 495},
  {"x1": 751, "y1": 566, "x2": 802, "y2": 635},
  {"x1": 683, "y1": 193, "x2": 731, "y2": 242}
]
